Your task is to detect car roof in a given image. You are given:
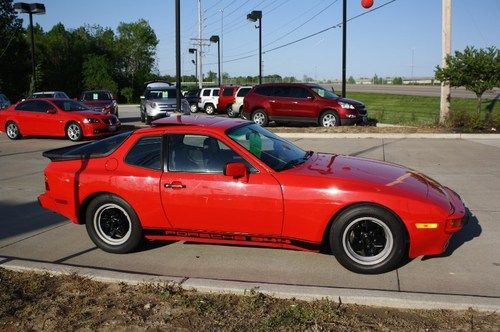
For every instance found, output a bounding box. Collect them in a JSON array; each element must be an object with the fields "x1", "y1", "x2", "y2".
[
  {"x1": 33, "y1": 91, "x2": 66, "y2": 94},
  {"x1": 146, "y1": 115, "x2": 248, "y2": 132}
]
